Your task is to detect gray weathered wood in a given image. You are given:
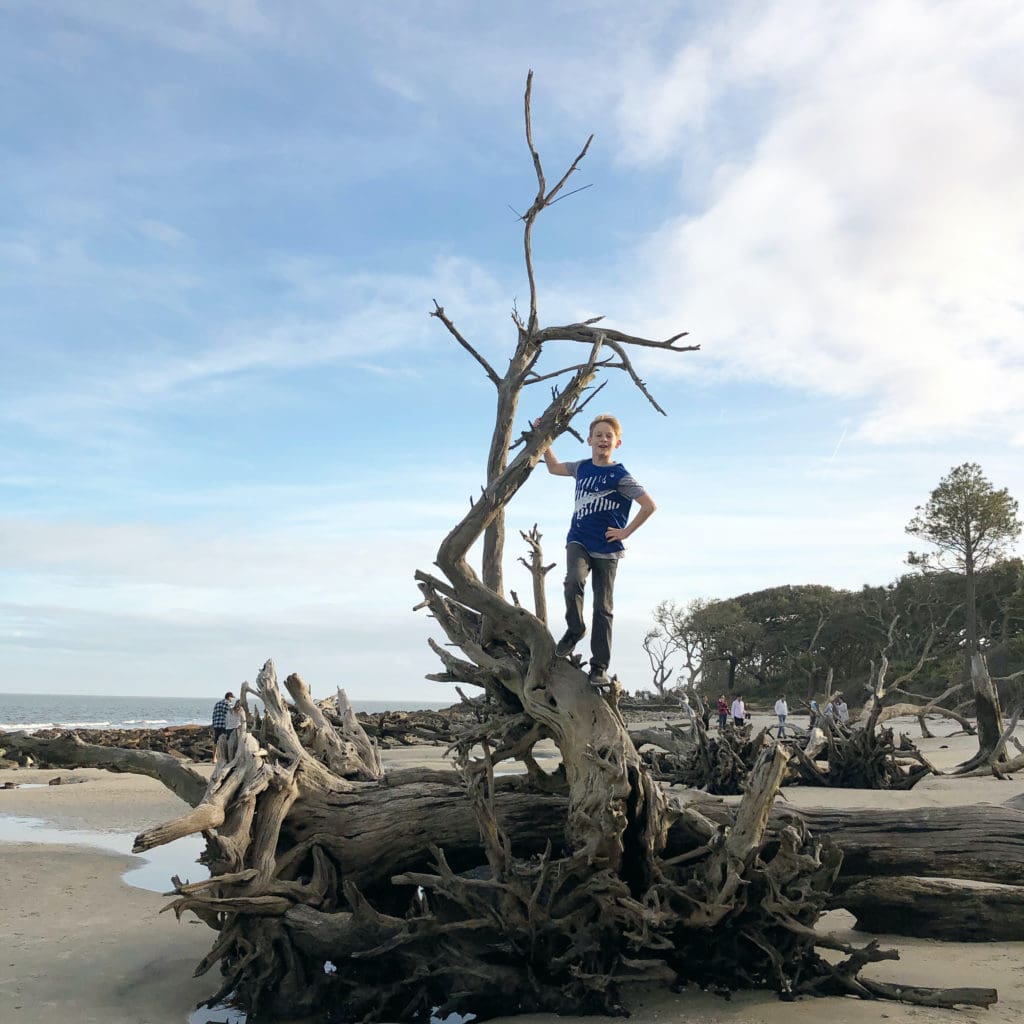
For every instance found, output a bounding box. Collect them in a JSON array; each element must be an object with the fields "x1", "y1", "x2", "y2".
[{"x1": 841, "y1": 876, "x2": 1024, "y2": 940}]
